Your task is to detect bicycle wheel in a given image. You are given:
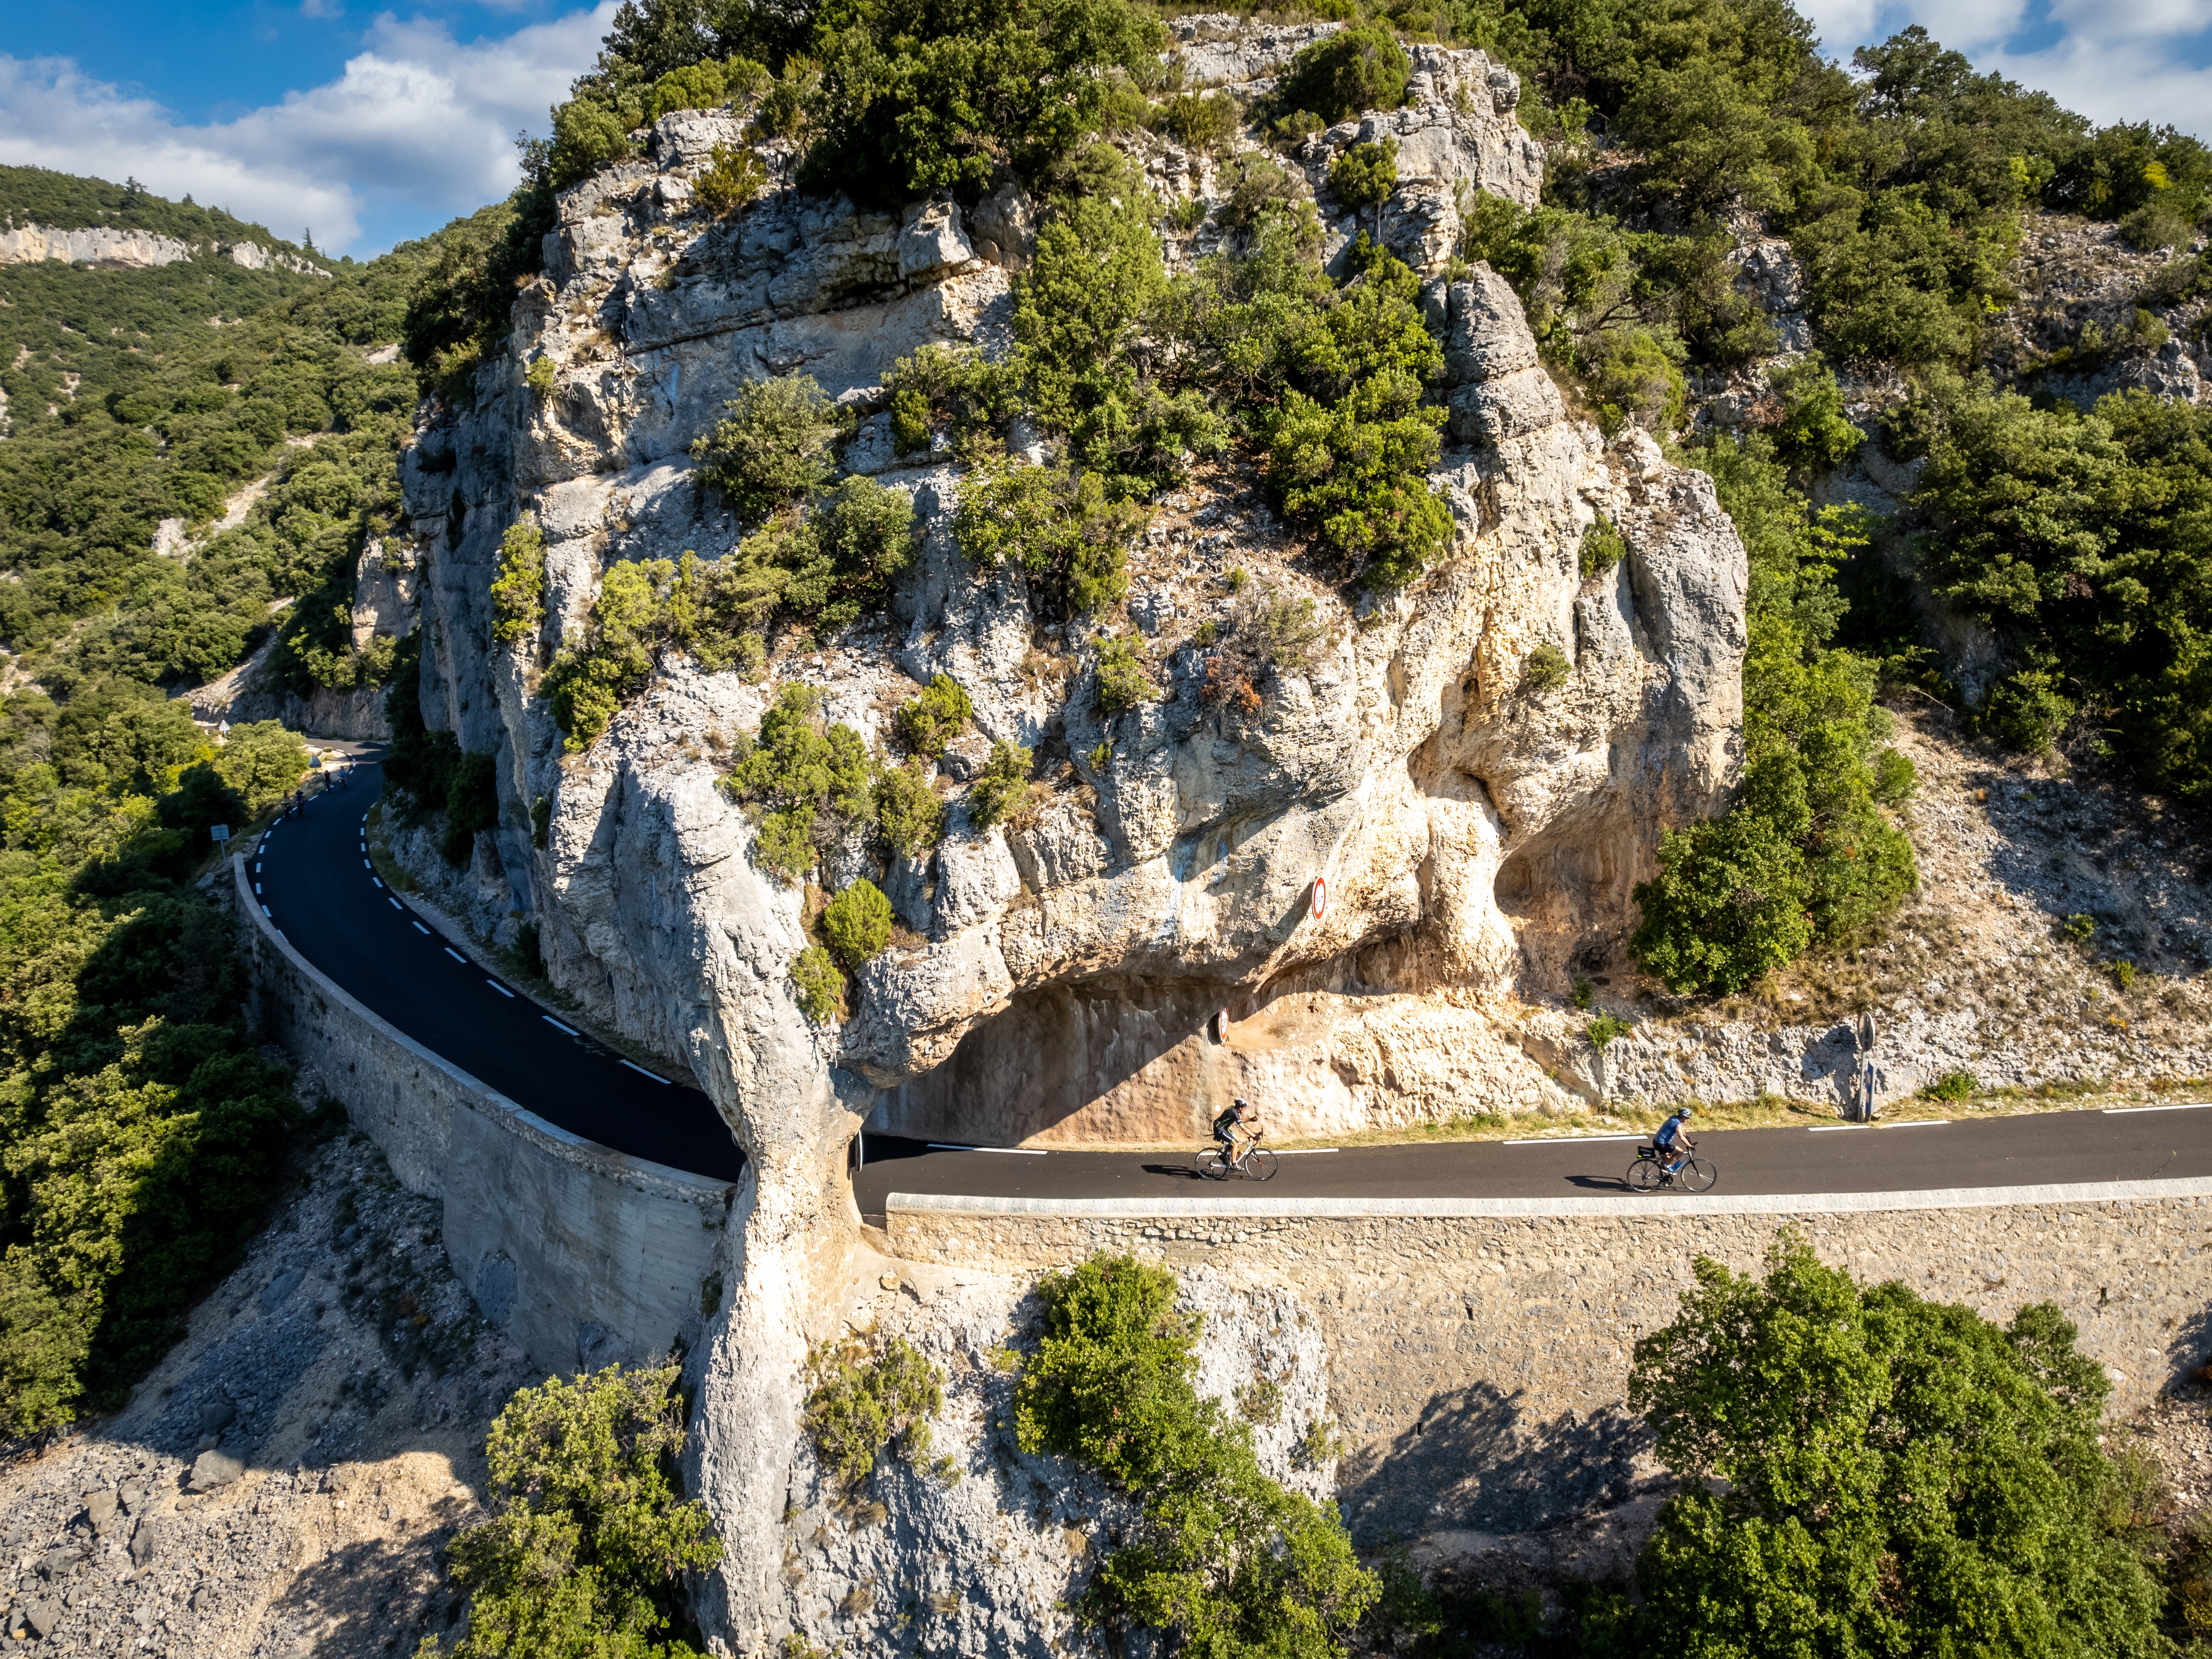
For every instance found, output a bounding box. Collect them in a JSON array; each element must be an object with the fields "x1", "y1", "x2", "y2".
[
  {"x1": 1626, "y1": 1155, "x2": 1663, "y2": 1192},
  {"x1": 1196, "y1": 1147, "x2": 1230, "y2": 1181},
  {"x1": 1243, "y1": 1148, "x2": 1279, "y2": 1183},
  {"x1": 1678, "y1": 1158, "x2": 1717, "y2": 1192}
]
